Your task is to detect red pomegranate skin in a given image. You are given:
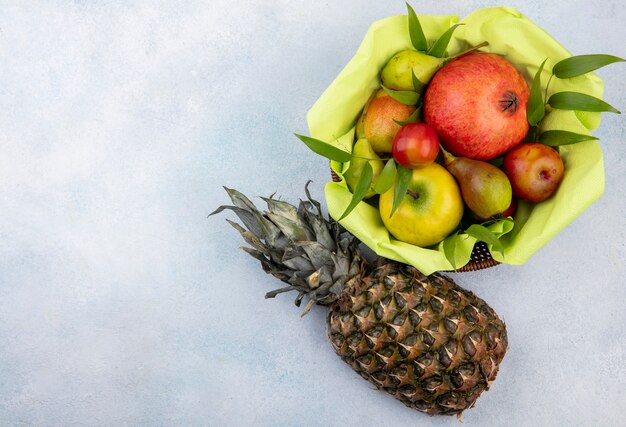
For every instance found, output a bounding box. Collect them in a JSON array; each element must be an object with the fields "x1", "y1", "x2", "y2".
[{"x1": 424, "y1": 52, "x2": 530, "y2": 161}]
